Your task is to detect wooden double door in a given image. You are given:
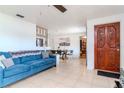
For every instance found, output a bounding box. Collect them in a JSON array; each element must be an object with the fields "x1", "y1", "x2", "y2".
[{"x1": 94, "y1": 22, "x2": 120, "y2": 72}]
